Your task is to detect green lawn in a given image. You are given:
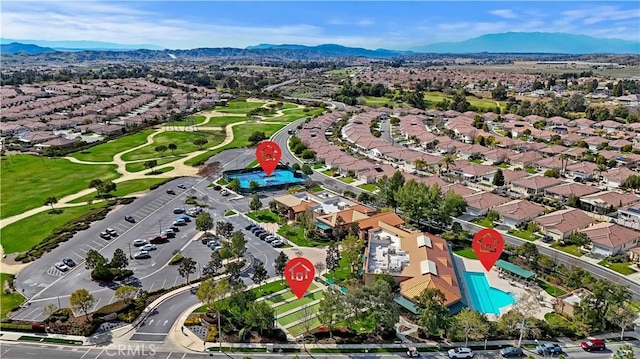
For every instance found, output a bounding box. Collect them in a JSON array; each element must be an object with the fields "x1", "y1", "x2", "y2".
[
  {"x1": 69, "y1": 130, "x2": 154, "y2": 162},
  {"x1": 0, "y1": 273, "x2": 25, "y2": 318},
  {"x1": 550, "y1": 243, "x2": 584, "y2": 257},
  {"x1": 184, "y1": 150, "x2": 216, "y2": 167},
  {"x1": 69, "y1": 178, "x2": 171, "y2": 203},
  {"x1": 145, "y1": 166, "x2": 174, "y2": 175},
  {"x1": 168, "y1": 115, "x2": 207, "y2": 126},
  {"x1": 495, "y1": 163, "x2": 510, "y2": 169},
  {"x1": 357, "y1": 183, "x2": 378, "y2": 192},
  {"x1": 250, "y1": 280, "x2": 288, "y2": 298},
  {"x1": 216, "y1": 100, "x2": 265, "y2": 114},
  {"x1": 277, "y1": 225, "x2": 327, "y2": 247},
  {"x1": 225, "y1": 210, "x2": 236, "y2": 216},
  {"x1": 324, "y1": 257, "x2": 352, "y2": 283},
  {"x1": 125, "y1": 156, "x2": 182, "y2": 172},
  {"x1": 525, "y1": 167, "x2": 538, "y2": 174},
  {"x1": 472, "y1": 217, "x2": 494, "y2": 228},
  {"x1": 312, "y1": 164, "x2": 325, "y2": 169},
  {"x1": 454, "y1": 247, "x2": 478, "y2": 259},
  {"x1": 224, "y1": 123, "x2": 285, "y2": 149},
  {"x1": 266, "y1": 108, "x2": 325, "y2": 122},
  {"x1": 0, "y1": 202, "x2": 109, "y2": 253},
  {"x1": 121, "y1": 131, "x2": 225, "y2": 161},
  {"x1": 0, "y1": 155, "x2": 119, "y2": 219},
  {"x1": 245, "y1": 159, "x2": 259, "y2": 168},
  {"x1": 277, "y1": 303, "x2": 321, "y2": 326},
  {"x1": 537, "y1": 280, "x2": 567, "y2": 297},
  {"x1": 204, "y1": 116, "x2": 249, "y2": 127},
  {"x1": 309, "y1": 185, "x2": 323, "y2": 193},
  {"x1": 321, "y1": 169, "x2": 336, "y2": 176},
  {"x1": 286, "y1": 317, "x2": 322, "y2": 337},
  {"x1": 363, "y1": 96, "x2": 396, "y2": 107},
  {"x1": 339, "y1": 177, "x2": 356, "y2": 184},
  {"x1": 264, "y1": 284, "x2": 320, "y2": 305},
  {"x1": 598, "y1": 259, "x2": 637, "y2": 275},
  {"x1": 469, "y1": 159, "x2": 483, "y2": 164},
  {"x1": 507, "y1": 229, "x2": 541, "y2": 241},
  {"x1": 273, "y1": 291, "x2": 325, "y2": 314},
  {"x1": 247, "y1": 209, "x2": 280, "y2": 223},
  {"x1": 423, "y1": 92, "x2": 505, "y2": 111}
]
